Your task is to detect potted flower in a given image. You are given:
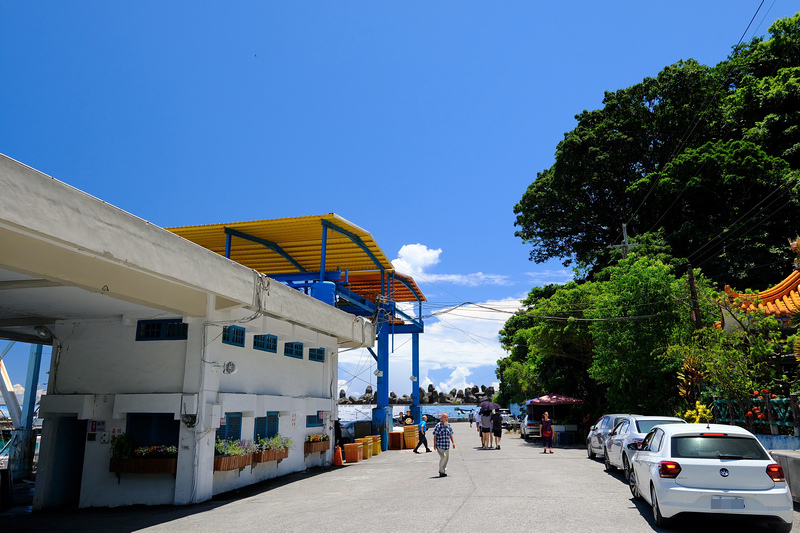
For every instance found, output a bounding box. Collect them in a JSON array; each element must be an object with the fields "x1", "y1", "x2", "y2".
[
  {"x1": 213, "y1": 438, "x2": 255, "y2": 471},
  {"x1": 253, "y1": 434, "x2": 294, "y2": 463},
  {"x1": 109, "y1": 433, "x2": 178, "y2": 476},
  {"x1": 274, "y1": 435, "x2": 293, "y2": 461},
  {"x1": 304, "y1": 432, "x2": 331, "y2": 454}
]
